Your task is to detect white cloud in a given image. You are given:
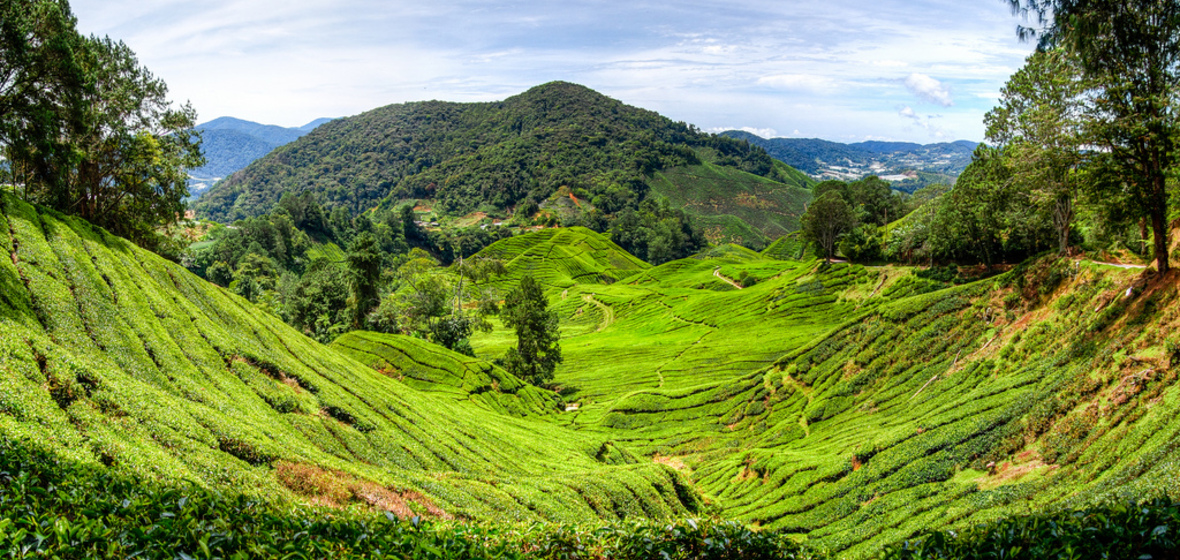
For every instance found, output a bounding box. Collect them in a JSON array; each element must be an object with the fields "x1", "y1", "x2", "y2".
[
  {"x1": 757, "y1": 74, "x2": 839, "y2": 94},
  {"x1": 904, "y1": 73, "x2": 954, "y2": 107},
  {"x1": 67, "y1": 0, "x2": 1033, "y2": 141},
  {"x1": 897, "y1": 105, "x2": 952, "y2": 139}
]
